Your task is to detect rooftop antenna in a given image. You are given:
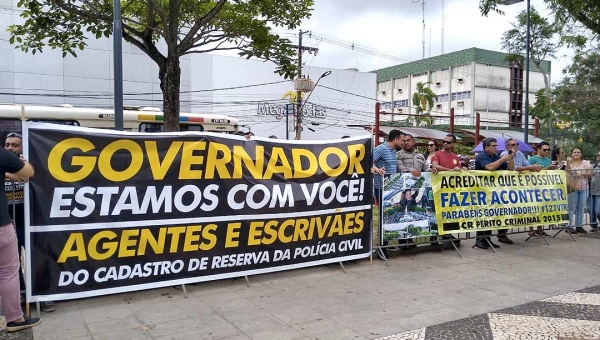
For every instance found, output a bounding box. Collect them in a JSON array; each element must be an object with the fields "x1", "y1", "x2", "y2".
[
  {"x1": 441, "y1": 0, "x2": 445, "y2": 54},
  {"x1": 412, "y1": 0, "x2": 426, "y2": 59}
]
